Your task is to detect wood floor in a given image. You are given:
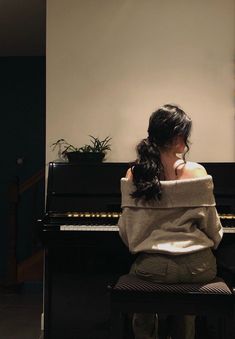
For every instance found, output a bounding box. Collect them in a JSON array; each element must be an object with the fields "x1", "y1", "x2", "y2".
[{"x1": 0, "y1": 283, "x2": 43, "y2": 339}]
